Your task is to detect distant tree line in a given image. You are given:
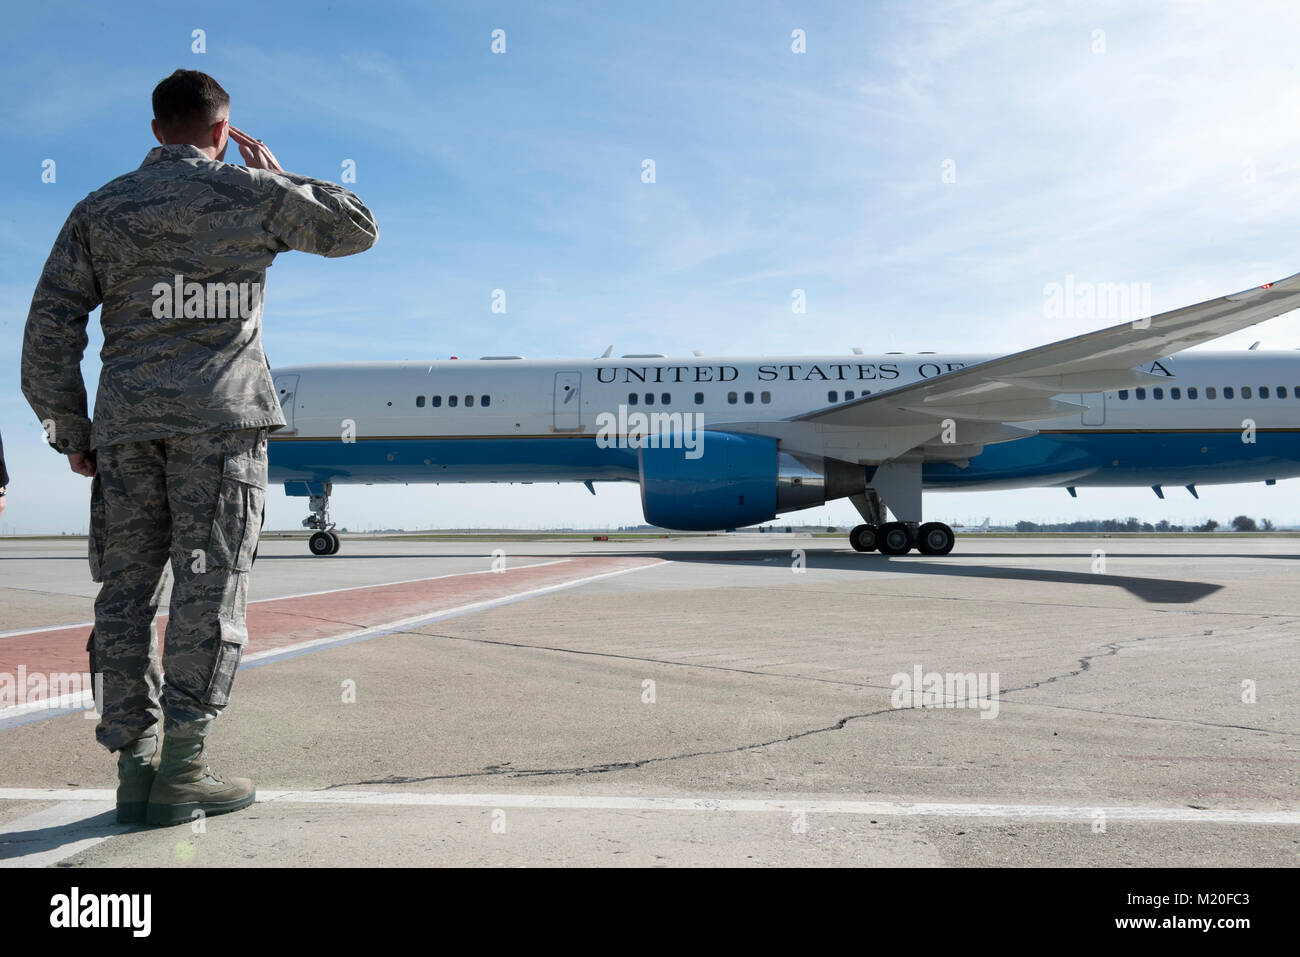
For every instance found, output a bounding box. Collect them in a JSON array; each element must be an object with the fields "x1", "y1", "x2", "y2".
[{"x1": 1013, "y1": 516, "x2": 1274, "y2": 533}]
